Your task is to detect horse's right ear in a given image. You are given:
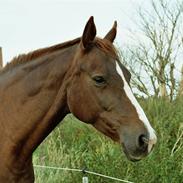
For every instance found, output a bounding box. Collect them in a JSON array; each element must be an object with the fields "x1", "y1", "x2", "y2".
[{"x1": 81, "y1": 16, "x2": 96, "y2": 50}]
